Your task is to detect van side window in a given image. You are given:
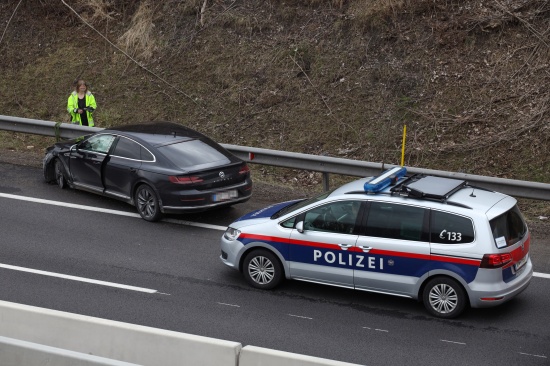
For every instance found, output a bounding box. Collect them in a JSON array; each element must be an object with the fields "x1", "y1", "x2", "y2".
[
  {"x1": 430, "y1": 210, "x2": 474, "y2": 244},
  {"x1": 365, "y1": 202, "x2": 428, "y2": 241}
]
